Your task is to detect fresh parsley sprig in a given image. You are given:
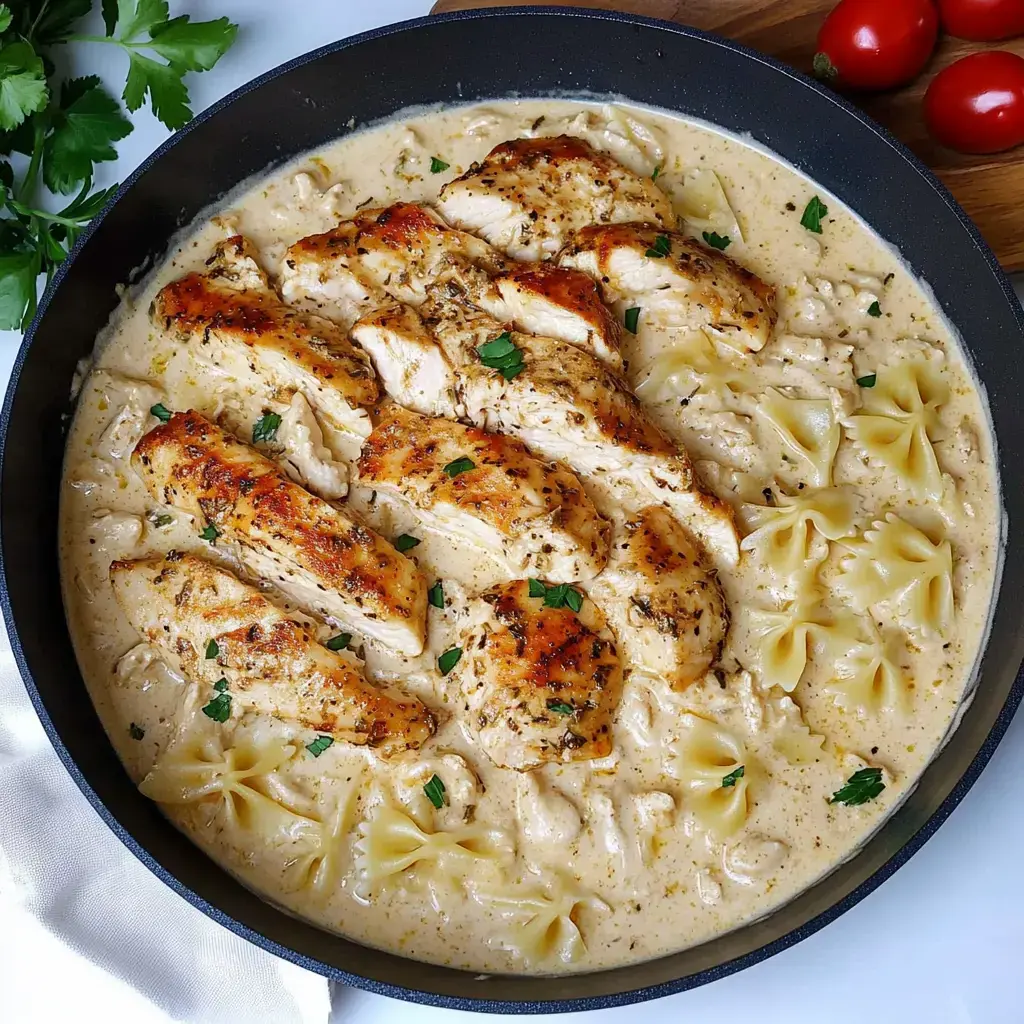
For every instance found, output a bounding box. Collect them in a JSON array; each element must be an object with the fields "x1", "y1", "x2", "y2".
[{"x1": 0, "y1": 1, "x2": 237, "y2": 330}]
